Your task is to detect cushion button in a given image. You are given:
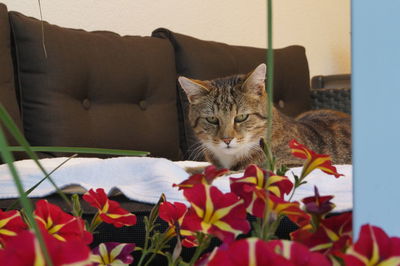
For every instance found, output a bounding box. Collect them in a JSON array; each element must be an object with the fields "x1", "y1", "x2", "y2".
[
  {"x1": 139, "y1": 100, "x2": 147, "y2": 110},
  {"x1": 278, "y1": 100, "x2": 285, "y2": 109},
  {"x1": 82, "y1": 99, "x2": 91, "y2": 110}
]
